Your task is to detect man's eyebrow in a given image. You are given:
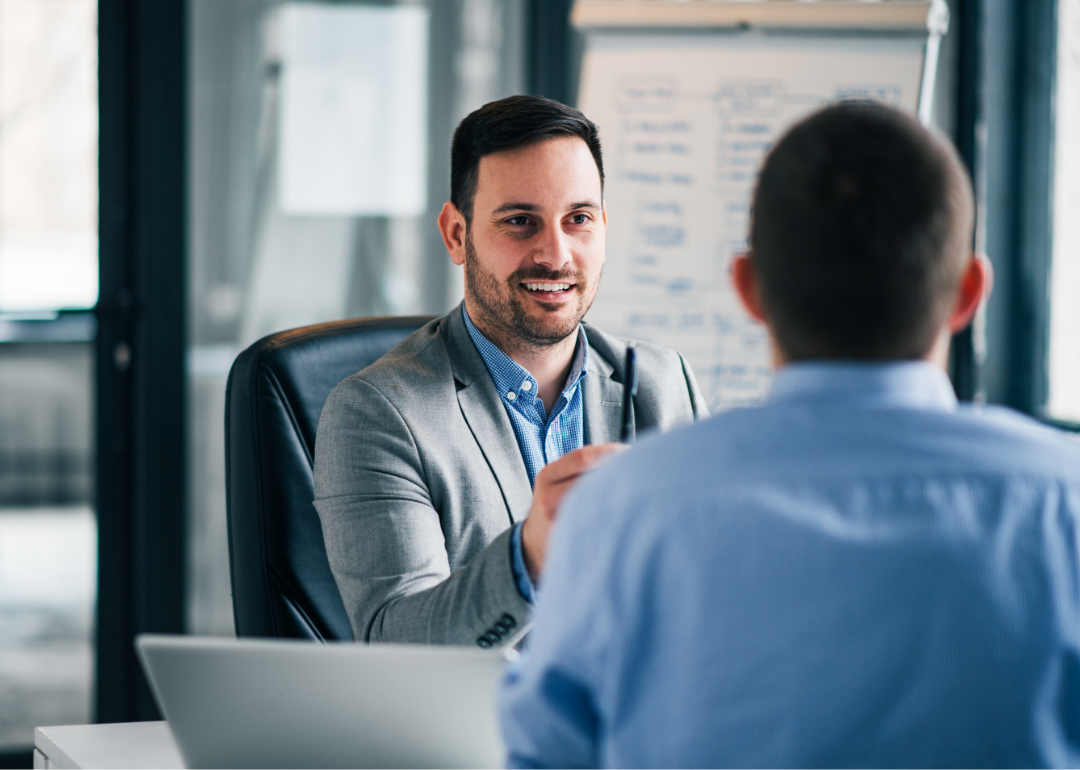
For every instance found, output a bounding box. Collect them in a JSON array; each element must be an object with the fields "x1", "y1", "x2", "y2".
[
  {"x1": 490, "y1": 200, "x2": 602, "y2": 216},
  {"x1": 491, "y1": 202, "x2": 539, "y2": 216}
]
